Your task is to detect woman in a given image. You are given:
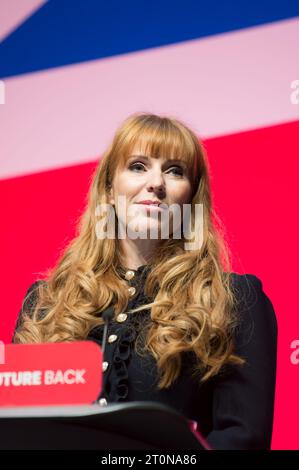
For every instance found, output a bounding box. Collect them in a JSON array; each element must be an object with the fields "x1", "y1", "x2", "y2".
[{"x1": 13, "y1": 113, "x2": 277, "y2": 450}]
